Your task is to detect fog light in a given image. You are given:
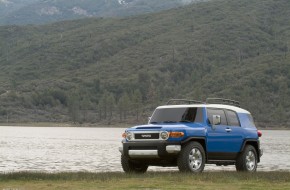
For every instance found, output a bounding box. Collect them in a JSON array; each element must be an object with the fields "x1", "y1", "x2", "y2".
[{"x1": 160, "y1": 131, "x2": 169, "y2": 140}]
